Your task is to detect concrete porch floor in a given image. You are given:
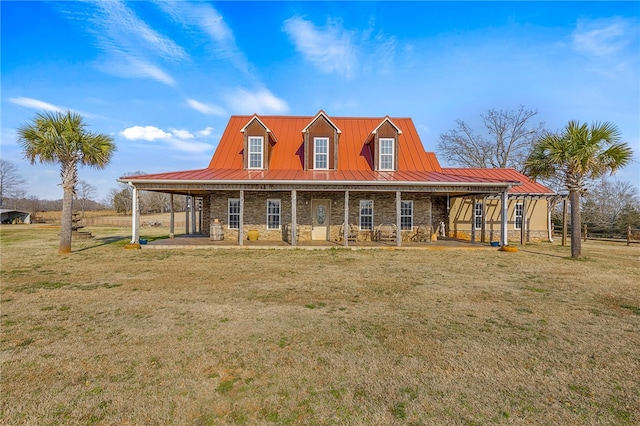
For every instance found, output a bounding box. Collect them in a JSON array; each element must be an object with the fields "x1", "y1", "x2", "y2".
[{"x1": 142, "y1": 235, "x2": 497, "y2": 250}]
